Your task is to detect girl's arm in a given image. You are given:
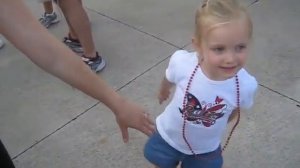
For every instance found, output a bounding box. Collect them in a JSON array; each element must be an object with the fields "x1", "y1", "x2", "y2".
[
  {"x1": 0, "y1": 0, "x2": 154, "y2": 143},
  {"x1": 158, "y1": 76, "x2": 174, "y2": 104}
]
